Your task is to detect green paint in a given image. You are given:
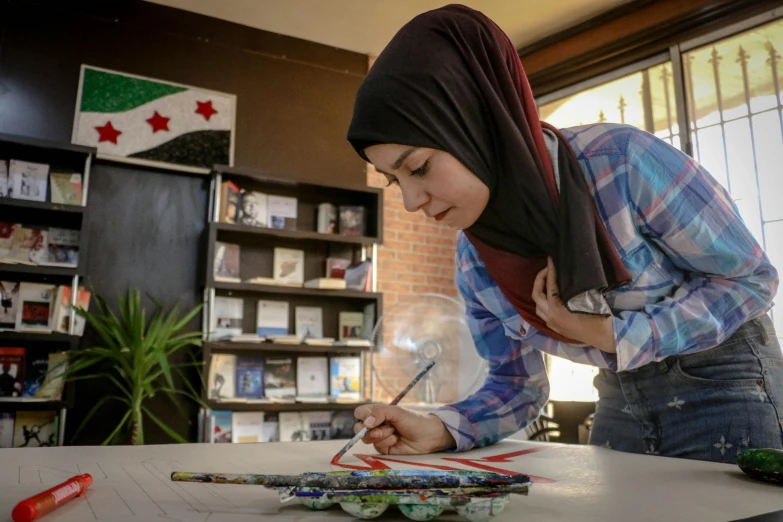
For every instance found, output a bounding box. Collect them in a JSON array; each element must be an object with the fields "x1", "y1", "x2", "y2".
[
  {"x1": 399, "y1": 504, "x2": 445, "y2": 521},
  {"x1": 296, "y1": 487, "x2": 336, "y2": 510},
  {"x1": 455, "y1": 497, "x2": 508, "y2": 522},
  {"x1": 737, "y1": 448, "x2": 783, "y2": 484},
  {"x1": 81, "y1": 68, "x2": 186, "y2": 113},
  {"x1": 340, "y1": 502, "x2": 389, "y2": 519}
]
